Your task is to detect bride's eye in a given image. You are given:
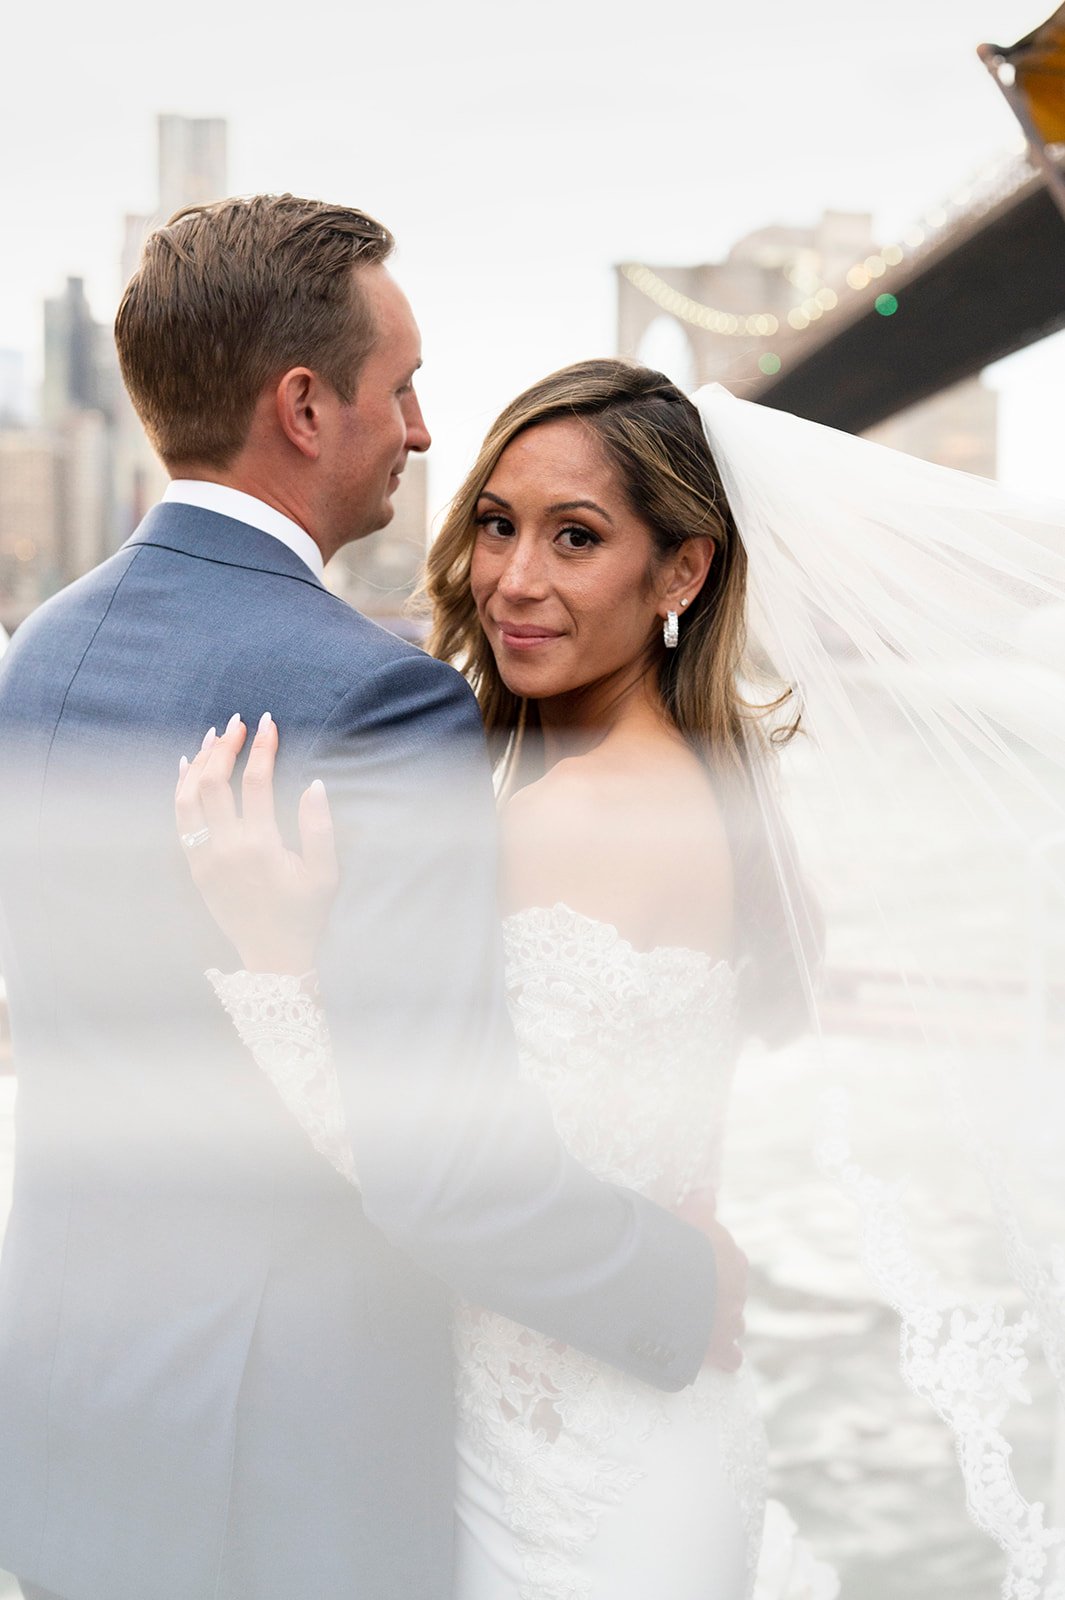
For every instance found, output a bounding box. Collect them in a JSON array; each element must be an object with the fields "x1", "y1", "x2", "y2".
[
  {"x1": 556, "y1": 525, "x2": 601, "y2": 551},
  {"x1": 476, "y1": 513, "x2": 515, "y2": 539}
]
